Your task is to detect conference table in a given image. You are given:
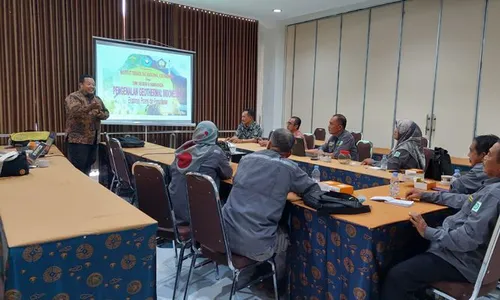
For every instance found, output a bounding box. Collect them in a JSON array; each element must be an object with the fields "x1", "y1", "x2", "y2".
[
  {"x1": 221, "y1": 140, "x2": 392, "y2": 189},
  {"x1": 112, "y1": 141, "x2": 450, "y2": 300},
  {"x1": 313, "y1": 139, "x2": 471, "y2": 170},
  {"x1": 0, "y1": 146, "x2": 157, "y2": 299}
]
